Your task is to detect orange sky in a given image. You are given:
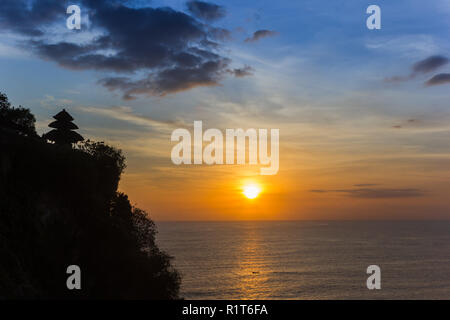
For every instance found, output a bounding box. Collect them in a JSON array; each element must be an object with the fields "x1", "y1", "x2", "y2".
[{"x1": 116, "y1": 121, "x2": 450, "y2": 221}]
